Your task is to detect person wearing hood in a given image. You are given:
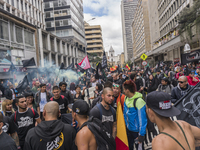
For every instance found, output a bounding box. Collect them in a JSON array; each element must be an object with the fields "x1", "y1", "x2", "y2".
[
  {"x1": 171, "y1": 76, "x2": 193, "y2": 103},
  {"x1": 24, "y1": 101, "x2": 77, "y2": 150},
  {"x1": 157, "y1": 77, "x2": 174, "y2": 95}
]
